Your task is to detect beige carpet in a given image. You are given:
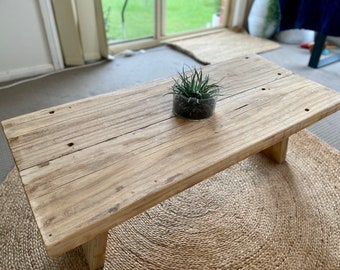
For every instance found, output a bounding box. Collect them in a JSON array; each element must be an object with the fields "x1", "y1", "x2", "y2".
[
  {"x1": 0, "y1": 130, "x2": 339, "y2": 269},
  {"x1": 167, "y1": 28, "x2": 280, "y2": 65}
]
